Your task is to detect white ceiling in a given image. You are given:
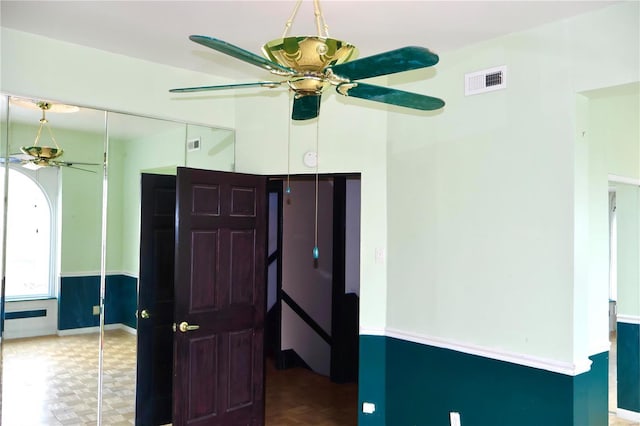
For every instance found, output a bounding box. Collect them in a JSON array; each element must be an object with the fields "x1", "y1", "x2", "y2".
[{"x1": 1, "y1": 0, "x2": 620, "y2": 83}]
